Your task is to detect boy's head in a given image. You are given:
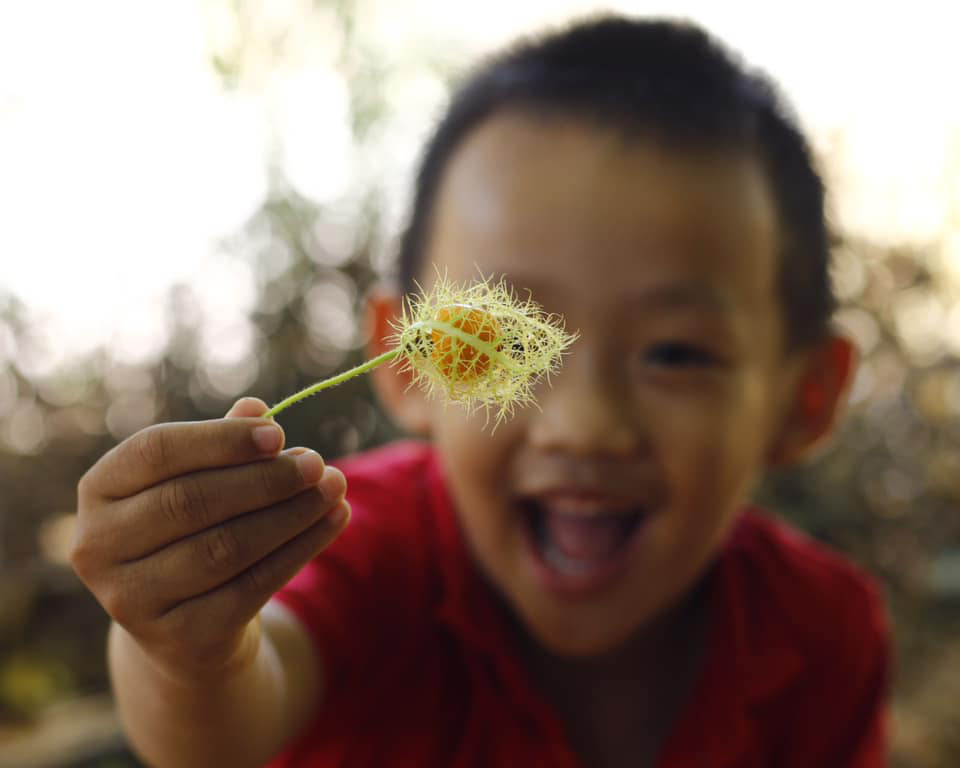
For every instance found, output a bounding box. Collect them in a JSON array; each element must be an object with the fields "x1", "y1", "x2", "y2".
[
  {"x1": 369, "y1": 17, "x2": 854, "y2": 656},
  {"x1": 398, "y1": 16, "x2": 835, "y2": 351}
]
